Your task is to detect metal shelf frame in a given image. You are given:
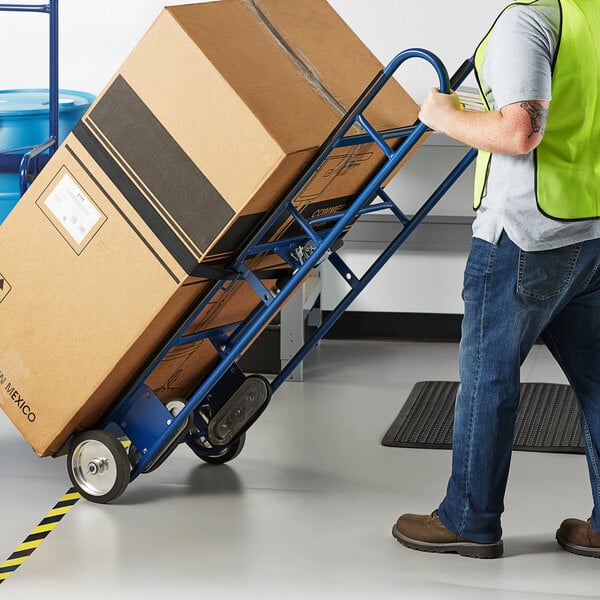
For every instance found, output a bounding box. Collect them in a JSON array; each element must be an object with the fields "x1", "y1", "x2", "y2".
[{"x1": 0, "y1": 0, "x2": 59, "y2": 194}]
